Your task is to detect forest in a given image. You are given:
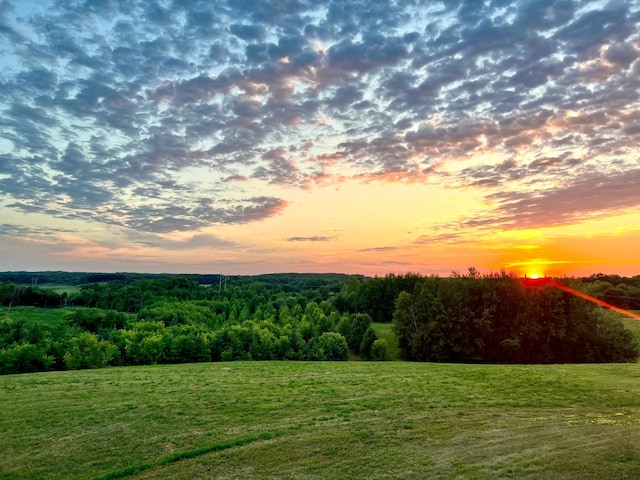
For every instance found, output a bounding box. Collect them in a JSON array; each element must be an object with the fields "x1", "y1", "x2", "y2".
[{"x1": 0, "y1": 270, "x2": 638, "y2": 374}]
